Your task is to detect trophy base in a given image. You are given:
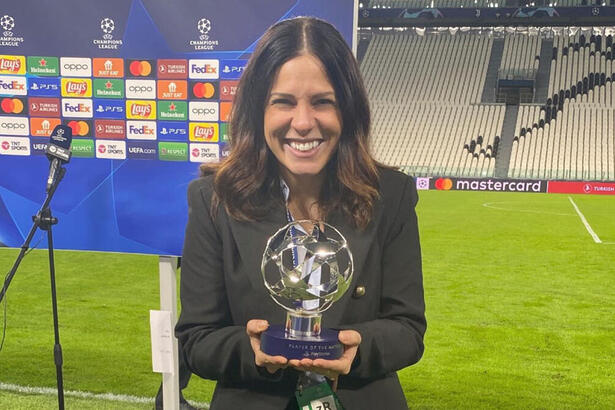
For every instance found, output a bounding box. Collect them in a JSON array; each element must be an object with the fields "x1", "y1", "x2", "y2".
[{"x1": 260, "y1": 325, "x2": 343, "y2": 360}]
